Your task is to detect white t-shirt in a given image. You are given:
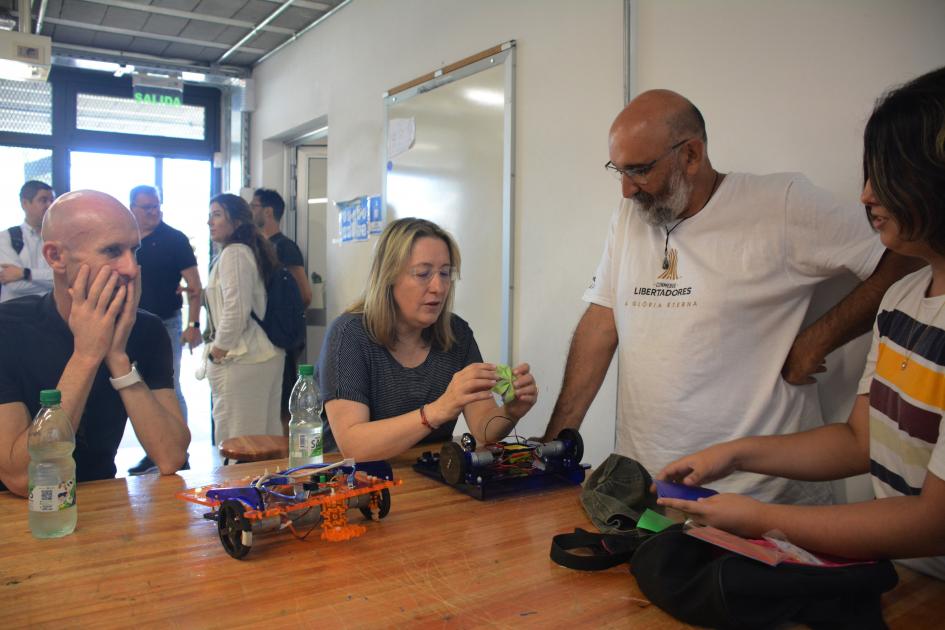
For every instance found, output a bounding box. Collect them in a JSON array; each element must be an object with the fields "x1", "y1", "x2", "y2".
[
  {"x1": 857, "y1": 267, "x2": 945, "y2": 579},
  {"x1": 584, "y1": 172, "x2": 885, "y2": 503}
]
